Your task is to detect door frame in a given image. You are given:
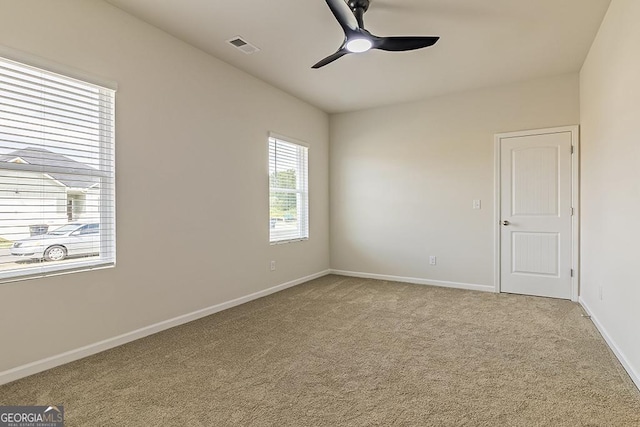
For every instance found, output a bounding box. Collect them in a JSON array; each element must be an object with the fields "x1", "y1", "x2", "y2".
[{"x1": 493, "y1": 125, "x2": 580, "y2": 301}]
